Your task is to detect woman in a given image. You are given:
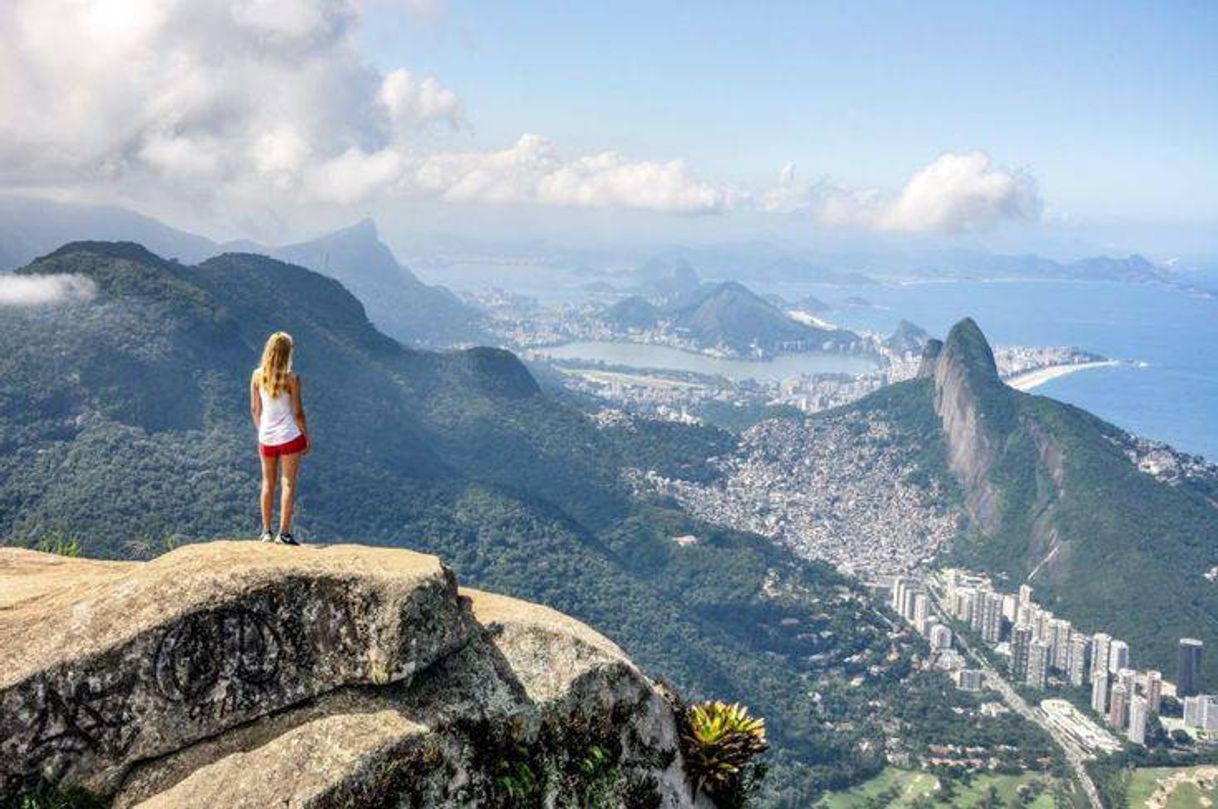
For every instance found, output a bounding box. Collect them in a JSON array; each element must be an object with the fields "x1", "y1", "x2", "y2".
[{"x1": 250, "y1": 331, "x2": 310, "y2": 545}]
